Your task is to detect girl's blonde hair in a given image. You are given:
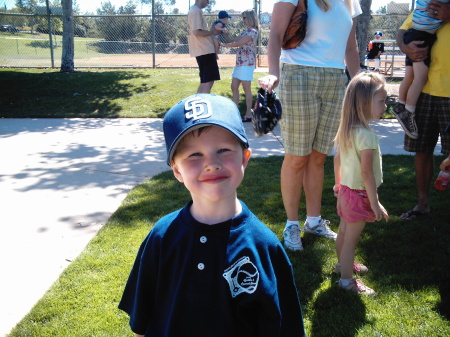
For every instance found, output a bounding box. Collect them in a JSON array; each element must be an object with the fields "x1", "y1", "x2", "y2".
[
  {"x1": 242, "y1": 9, "x2": 259, "y2": 29},
  {"x1": 334, "y1": 71, "x2": 386, "y2": 153}
]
